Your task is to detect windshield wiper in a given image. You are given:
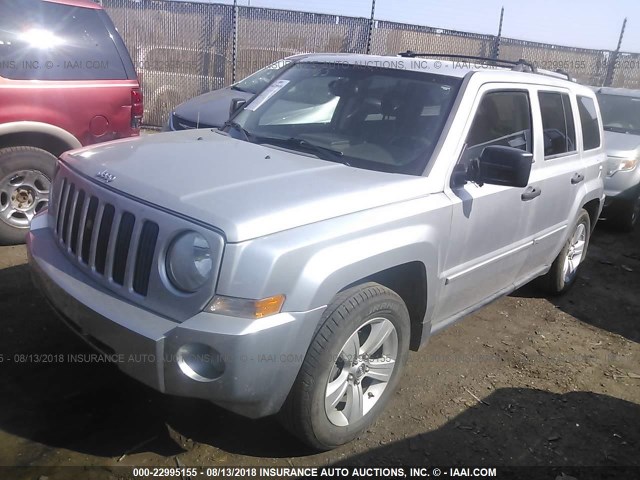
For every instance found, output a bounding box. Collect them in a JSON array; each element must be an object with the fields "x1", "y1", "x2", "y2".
[
  {"x1": 255, "y1": 136, "x2": 347, "y2": 164},
  {"x1": 221, "y1": 120, "x2": 253, "y2": 141}
]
